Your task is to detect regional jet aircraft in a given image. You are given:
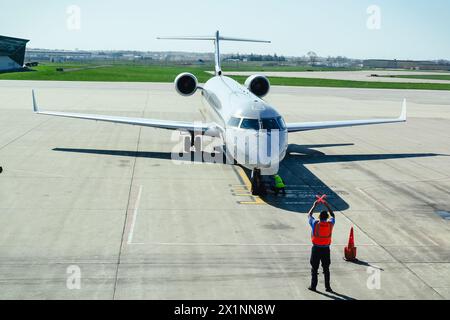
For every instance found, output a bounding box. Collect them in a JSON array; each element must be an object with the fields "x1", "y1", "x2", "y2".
[{"x1": 32, "y1": 31, "x2": 406, "y2": 191}]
